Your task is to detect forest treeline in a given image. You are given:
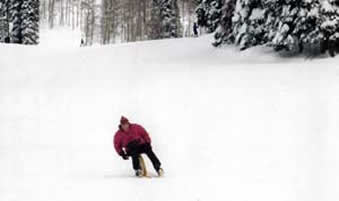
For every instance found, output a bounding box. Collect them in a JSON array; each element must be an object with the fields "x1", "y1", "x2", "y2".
[
  {"x1": 2, "y1": 0, "x2": 339, "y2": 57},
  {"x1": 40, "y1": 0, "x2": 196, "y2": 45},
  {"x1": 197, "y1": 0, "x2": 339, "y2": 57}
]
